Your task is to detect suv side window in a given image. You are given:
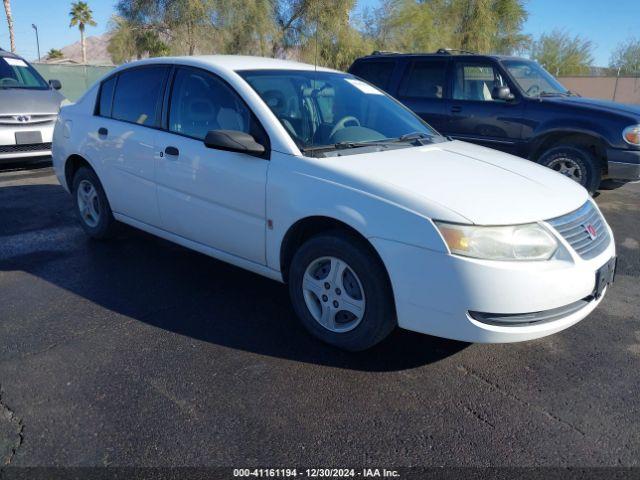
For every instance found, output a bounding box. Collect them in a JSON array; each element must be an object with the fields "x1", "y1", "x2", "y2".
[
  {"x1": 112, "y1": 66, "x2": 168, "y2": 126},
  {"x1": 398, "y1": 60, "x2": 447, "y2": 99},
  {"x1": 350, "y1": 61, "x2": 395, "y2": 90},
  {"x1": 168, "y1": 67, "x2": 268, "y2": 145},
  {"x1": 453, "y1": 62, "x2": 506, "y2": 102},
  {"x1": 96, "y1": 76, "x2": 116, "y2": 117}
]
